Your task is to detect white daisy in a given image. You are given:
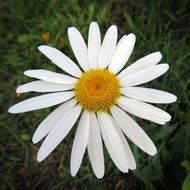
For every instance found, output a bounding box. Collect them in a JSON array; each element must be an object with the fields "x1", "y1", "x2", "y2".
[{"x1": 8, "y1": 22, "x2": 177, "y2": 178}]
